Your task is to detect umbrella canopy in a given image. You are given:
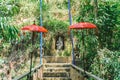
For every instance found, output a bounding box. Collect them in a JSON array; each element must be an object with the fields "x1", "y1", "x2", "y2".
[
  {"x1": 21, "y1": 24, "x2": 48, "y2": 32},
  {"x1": 69, "y1": 22, "x2": 96, "y2": 29}
]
